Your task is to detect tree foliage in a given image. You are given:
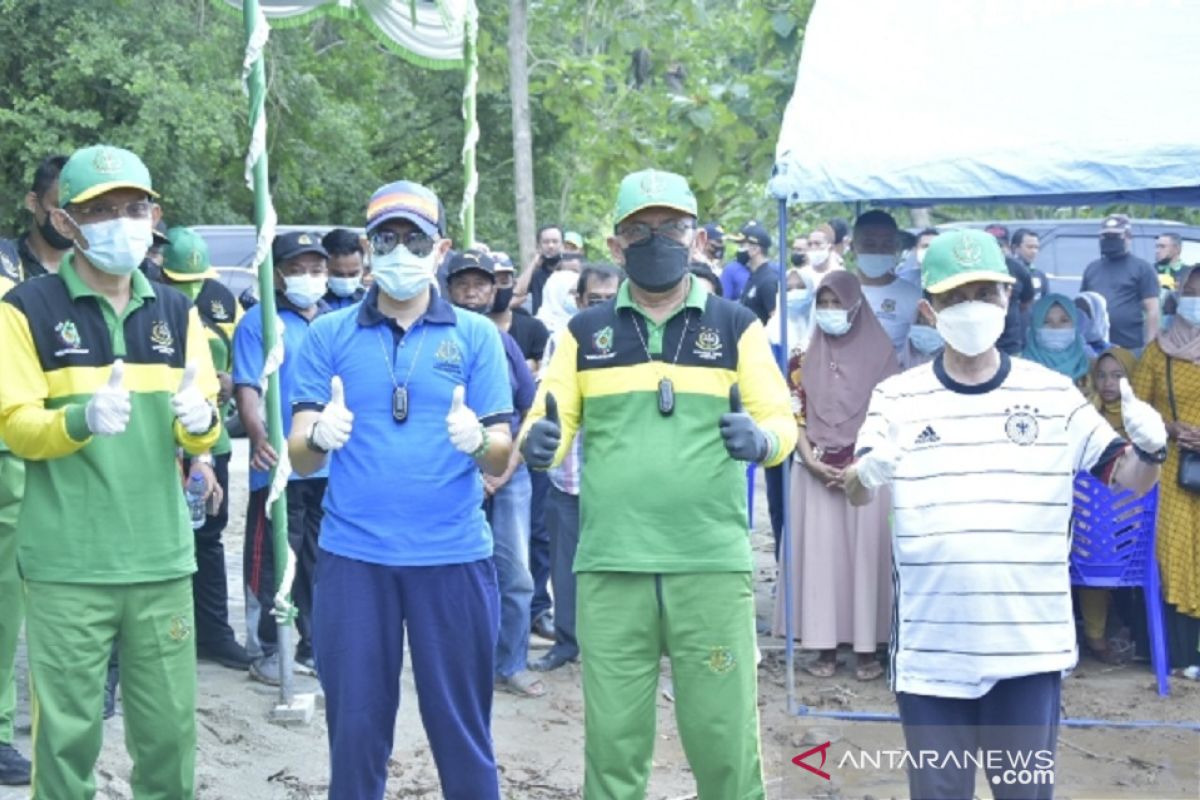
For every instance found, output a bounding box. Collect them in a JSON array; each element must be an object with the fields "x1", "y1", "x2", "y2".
[{"x1": 0, "y1": 0, "x2": 831, "y2": 251}]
